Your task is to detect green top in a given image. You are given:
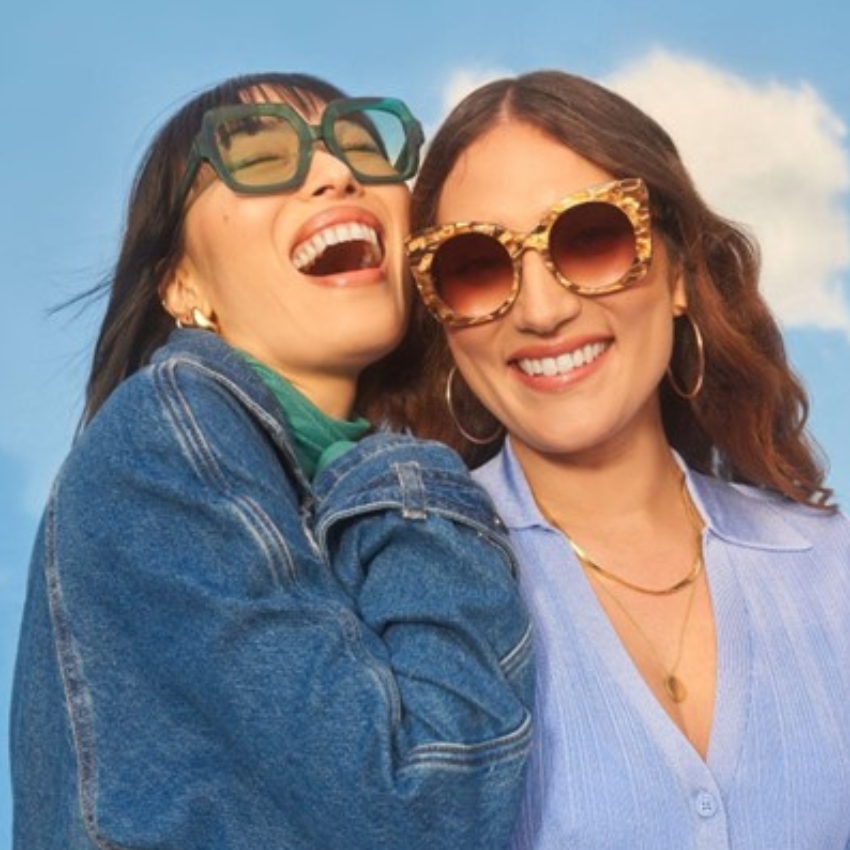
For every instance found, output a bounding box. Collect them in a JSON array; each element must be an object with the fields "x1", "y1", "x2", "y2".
[{"x1": 242, "y1": 354, "x2": 370, "y2": 479}]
